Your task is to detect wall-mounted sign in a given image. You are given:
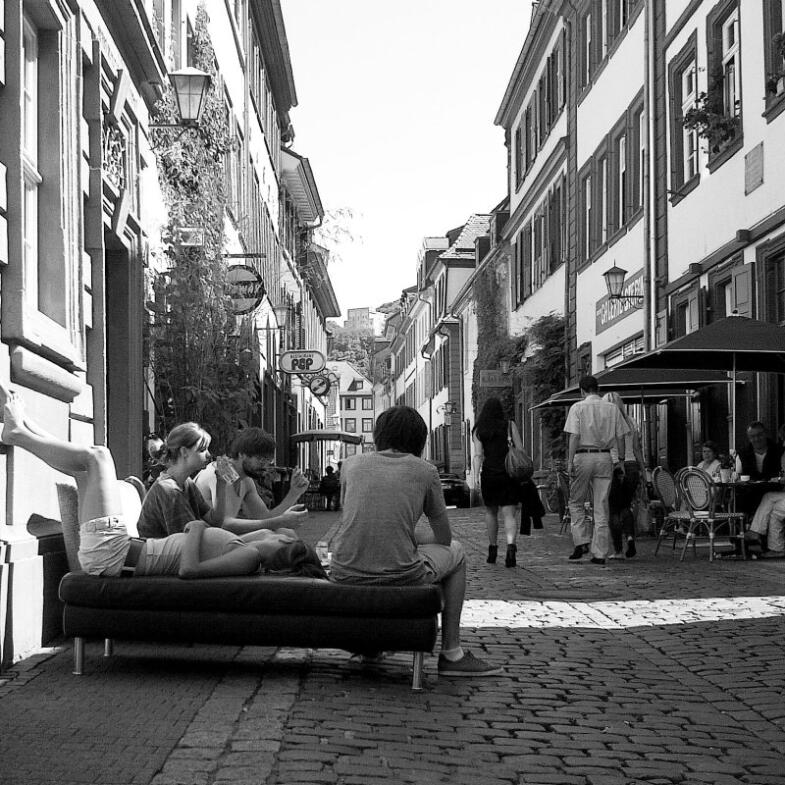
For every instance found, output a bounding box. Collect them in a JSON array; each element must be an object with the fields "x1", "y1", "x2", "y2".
[
  {"x1": 308, "y1": 375, "x2": 331, "y2": 396},
  {"x1": 479, "y1": 370, "x2": 512, "y2": 388},
  {"x1": 595, "y1": 269, "x2": 644, "y2": 334},
  {"x1": 280, "y1": 349, "x2": 326, "y2": 374},
  {"x1": 226, "y1": 264, "x2": 266, "y2": 315}
]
